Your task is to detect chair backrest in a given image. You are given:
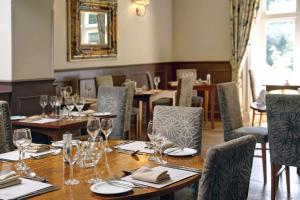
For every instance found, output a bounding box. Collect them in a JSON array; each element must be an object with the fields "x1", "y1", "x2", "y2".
[
  {"x1": 122, "y1": 81, "x2": 135, "y2": 137},
  {"x1": 197, "y1": 135, "x2": 256, "y2": 200},
  {"x1": 176, "y1": 69, "x2": 197, "y2": 80},
  {"x1": 266, "y1": 94, "x2": 300, "y2": 167},
  {"x1": 176, "y1": 77, "x2": 193, "y2": 107},
  {"x1": 0, "y1": 101, "x2": 14, "y2": 153},
  {"x1": 217, "y1": 82, "x2": 243, "y2": 141},
  {"x1": 80, "y1": 79, "x2": 97, "y2": 98},
  {"x1": 146, "y1": 72, "x2": 155, "y2": 90},
  {"x1": 96, "y1": 75, "x2": 114, "y2": 88},
  {"x1": 248, "y1": 69, "x2": 257, "y2": 101},
  {"x1": 97, "y1": 87, "x2": 127, "y2": 139},
  {"x1": 153, "y1": 106, "x2": 203, "y2": 151}
]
